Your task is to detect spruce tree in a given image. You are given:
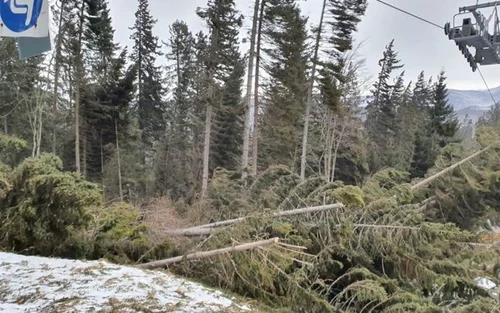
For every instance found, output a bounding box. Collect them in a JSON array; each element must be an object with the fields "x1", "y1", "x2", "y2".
[
  {"x1": 156, "y1": 20, "x2": 197, "y2": 200},
  {"x1": 81, "y1": 0, "x2": 123, "y2": 180},
  {"x1": 430, "y1": 70, "x2": 459, "y2": 146},
  {"x1": 84, "y1": 0, "x2": 116, "y2": 80},
  {"x1": 259, "y1": 0, "x2": 309, "y2": 168},
  {"x1": 197, "y1": 0, "x2": 245, "y2": 172},
  {"x1": 410, "y1": 71, "x2": 458, "y2": 178},
  {"x1": 130, "y1": 0, "x2": 165, "y2": 151},
  {"x1": 365, "y1": 39, "x2": 403, "y2": 171}
]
